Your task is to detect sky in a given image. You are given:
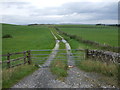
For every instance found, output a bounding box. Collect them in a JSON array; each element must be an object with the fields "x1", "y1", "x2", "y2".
[{"x1": 0, "y1": 0, "x2": 119, "y2": 24}]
